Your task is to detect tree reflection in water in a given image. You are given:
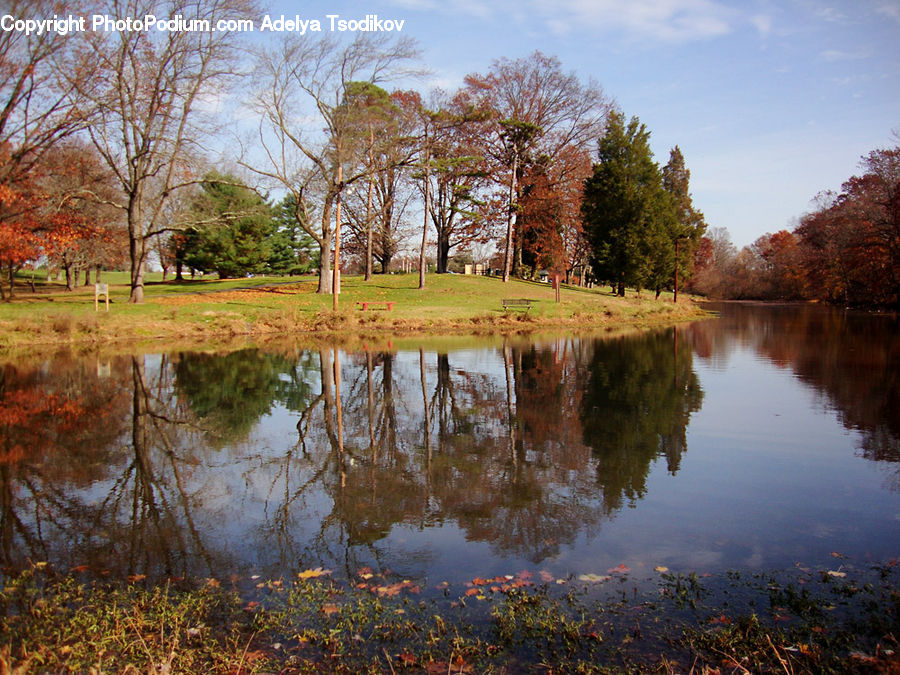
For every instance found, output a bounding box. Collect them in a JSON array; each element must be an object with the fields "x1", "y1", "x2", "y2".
[
  {"x1": 690, "y1": 303, "x2": 900, "y2": 486},
  {"x1": 2, "y1": 311, "x2": 896, "y2": 583}
]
